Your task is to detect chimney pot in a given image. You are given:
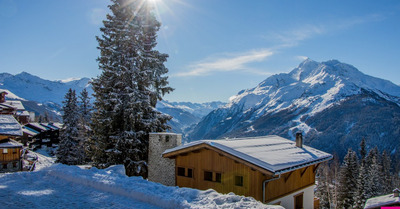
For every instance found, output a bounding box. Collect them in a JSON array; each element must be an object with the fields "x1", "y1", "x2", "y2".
[
  {"x1": 296, "y1": 132, "x2": 303, "y2": 148},
  {"x1": 394, "y1": 188, "x2": 400, "y2": 197}
]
